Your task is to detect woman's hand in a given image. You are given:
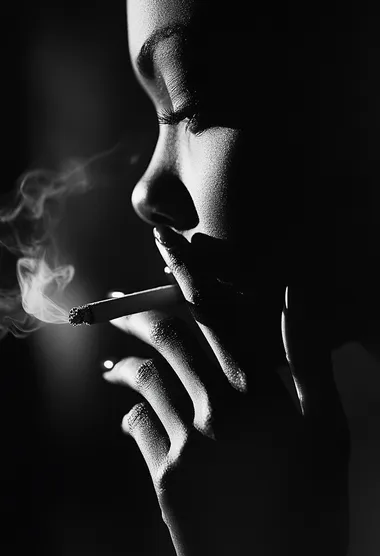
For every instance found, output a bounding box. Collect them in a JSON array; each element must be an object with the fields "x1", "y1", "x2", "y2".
[{"x1": 104, "y1": 226, "x2": 350, "y2": 556}]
